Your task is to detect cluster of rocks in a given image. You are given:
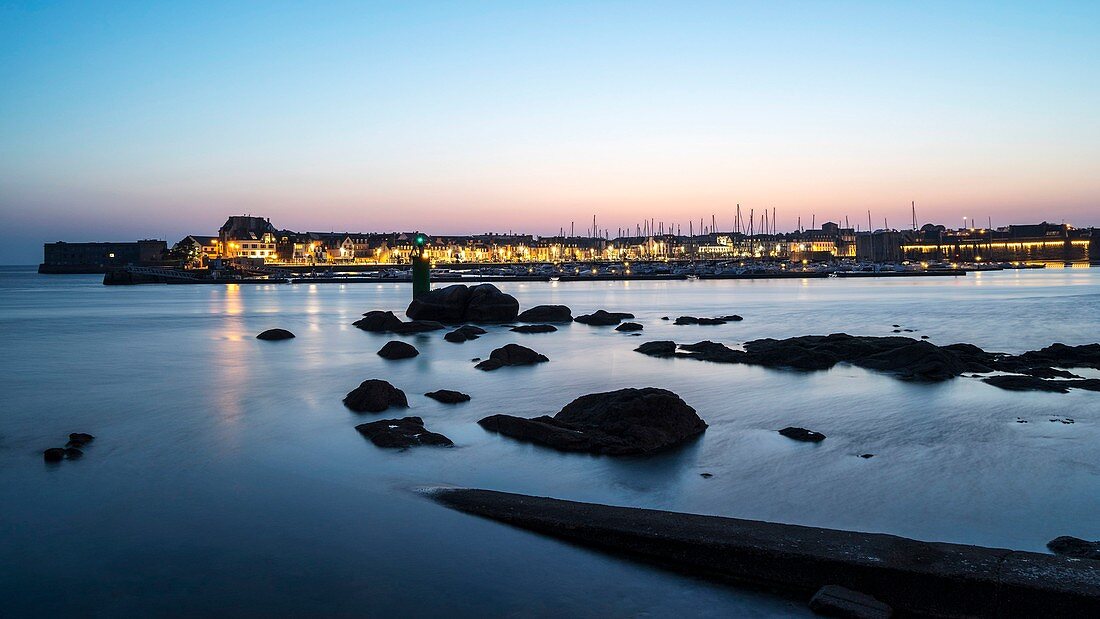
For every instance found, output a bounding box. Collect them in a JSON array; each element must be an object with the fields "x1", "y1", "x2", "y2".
[
  {"x1": 634, "y1": 333, "x2": 1100, "y2": 390},
  {"x1": 256, "y1": 328, "x2": 295, "y2": 340},
  {"x1": 43, "y1": 433, "x2": 94, "y2": 462},
  {"x1": 574, "y1": 310, "x2": 634, "y2": 326},
  {"x1": 444, "y1": 325, "x2": 487, "y2": 343},
  {"x1": 406, "y1": 283, "x2": 519, "y2": 323},
  {"x1": 354, "y1": 310, "x2": 445, "y2": 334},
  {"x1": 478, "y1": 387, "x2": 707, "y2": 455},
  {"x1": 475, "y1": 344, "x2": 548, "y2": 371},
  {"x1": 343, "y1": 379, "x2": 455, "y2": 448},
  {"x1": 674, "y1": 315, "x2": 742, "y2": 325}
]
